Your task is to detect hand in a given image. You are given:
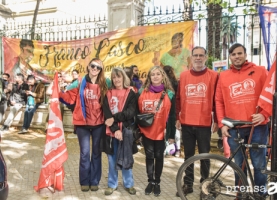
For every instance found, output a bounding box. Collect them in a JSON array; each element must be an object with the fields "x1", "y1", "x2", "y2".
[
  {"x1": 26, "y1": 91, "x2": 32, "y2": 95},
  {"x1": 10, "y1": 101, "x2": 16, "y2": 105},
  {"x1": 3, "y1": 89, "x2": 8, "y2": 93},
  {"x1": 105, "y1": 118, "x2": 114, "y2": 126},
  {"x1": 175, "y1": 120, "x2": 181, "y2": 130},
  {"x1": 168, "y1": 138, "x2": 175, "y2": 144},
  {"x1": 251, "y1": 113, "x2": 265, "y2": 126},
  {"x1": 212, "y1": 123, "x2": 219, "y2": 133},
  {"x1": 115, "y1": 130, "x2": 122, "y2": 141},
  {"x1": 221, "y1": 126, "x2": 231, "y2": 137}
]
